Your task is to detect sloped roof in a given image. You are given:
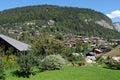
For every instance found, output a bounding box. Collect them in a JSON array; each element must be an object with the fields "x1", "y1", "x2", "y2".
[{"x1": 0, "y1": 34, "x2": 31, "y2": 51}]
